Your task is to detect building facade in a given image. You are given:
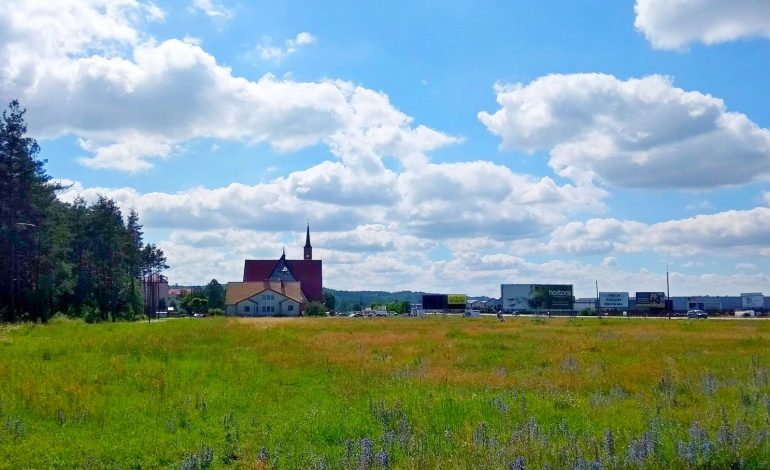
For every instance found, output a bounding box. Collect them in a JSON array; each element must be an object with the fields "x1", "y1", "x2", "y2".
[
  {"x1": 241, "y1": 225, "x2": 323, "y2": 303},
  {"x1": 225, "y1": 281, "x2": 304, "y2": 316}
]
